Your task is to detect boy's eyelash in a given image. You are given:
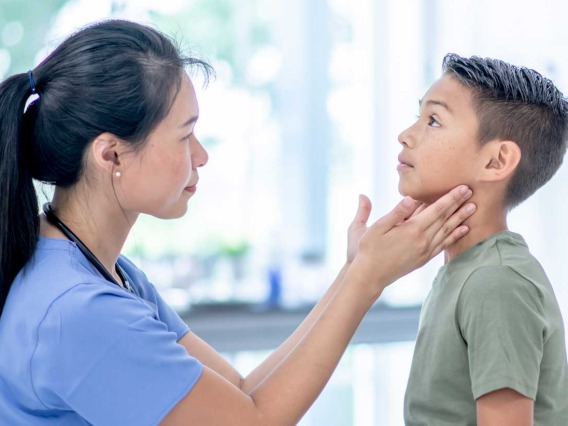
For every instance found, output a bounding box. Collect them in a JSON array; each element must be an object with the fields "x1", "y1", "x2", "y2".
[{"x1": 415, "y1": 114, "x2": 439, "y2": 126}]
